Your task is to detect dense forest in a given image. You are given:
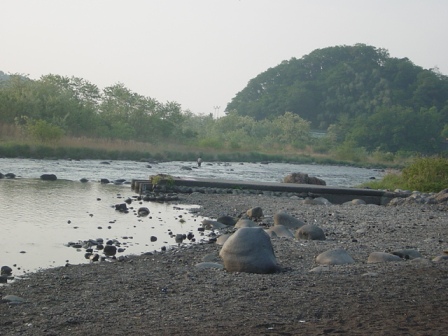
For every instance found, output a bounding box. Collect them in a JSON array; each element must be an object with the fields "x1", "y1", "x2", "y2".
[
  {"x1": 226, "y1": 44, "x2": 448, "y2": 153},
  {"x1": 1, "y1": 44, "x2": 447, "y2": 161}
]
